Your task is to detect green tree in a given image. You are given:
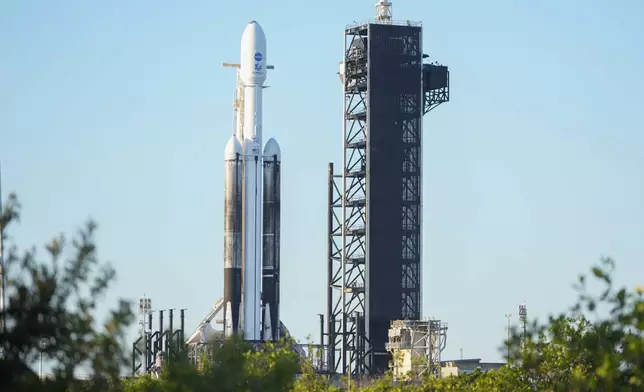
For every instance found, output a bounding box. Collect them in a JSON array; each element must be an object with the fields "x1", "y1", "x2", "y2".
[
  {"x1": 122, "y1": 336, "x2": 303, "y2": 392},
  {"x1": 0, "y1": 193, "x2": 135, "y2": 390},
  {"x1": 116, "y1": 257, "x2": 644, "y2": 391},
  {"x1": 291, "y1": 339, "x2": 339, "y2": 392},
  {"x1": 506, "y1": 257, "x2": 644, "y2": 391},
  {"x1": 291, "y1": 361, "x2": 339, "y2": 392},
  {"x1": 407, "y1": 257, "x2": 643, "y2": 392}
]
